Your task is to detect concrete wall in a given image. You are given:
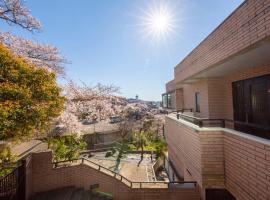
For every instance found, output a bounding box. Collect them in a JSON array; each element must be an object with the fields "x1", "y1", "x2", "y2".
[
  {"x1": 165, "y1": 116, "x2": 270, "y2": 200},
  {"x1": 25, "y1": 151, "x2": 200, "y2": 200},
  {"x1": 174, "y1": 0, "x2": 270, "y2": 83},
  {"x1": 83, "y1": 130, "x2": 121, "y2": 150}
]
